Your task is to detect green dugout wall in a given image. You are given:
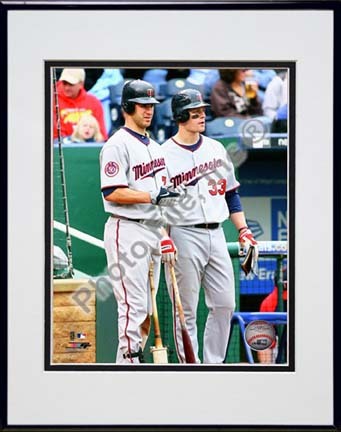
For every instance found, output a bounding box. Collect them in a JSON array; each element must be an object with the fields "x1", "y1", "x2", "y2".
[{"x1": 53, "y1": 143, "x2": 257, "y2": 363}]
